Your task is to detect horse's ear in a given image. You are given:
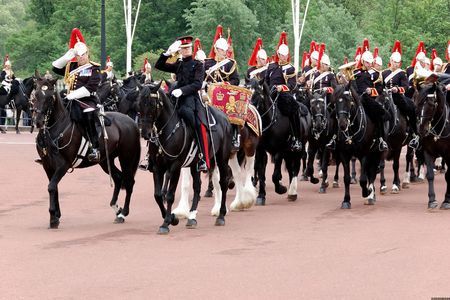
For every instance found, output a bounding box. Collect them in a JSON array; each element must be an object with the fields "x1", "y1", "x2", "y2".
[
  {"x1": 155, "y1": 80, "x2": 162, "y2": 91},
  {"x1": 34, "y1": 69, "x2": 41, "y2": 80},
  {"x1": 164, "y1": 79, "x2": 173, "y2": 90},
  {"x1": 50, "y1": 78, "x2": 58, "y2": 86}
]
